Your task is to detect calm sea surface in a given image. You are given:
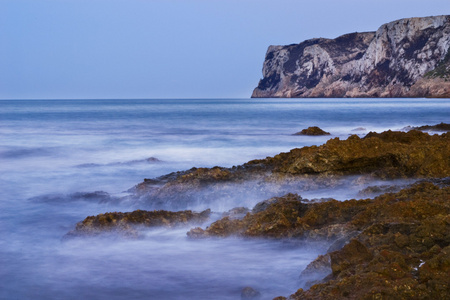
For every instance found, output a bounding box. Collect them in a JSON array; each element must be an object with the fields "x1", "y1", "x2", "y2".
[{"x1": 1, "y1": 98, "x2": 449, "y2": 299}]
